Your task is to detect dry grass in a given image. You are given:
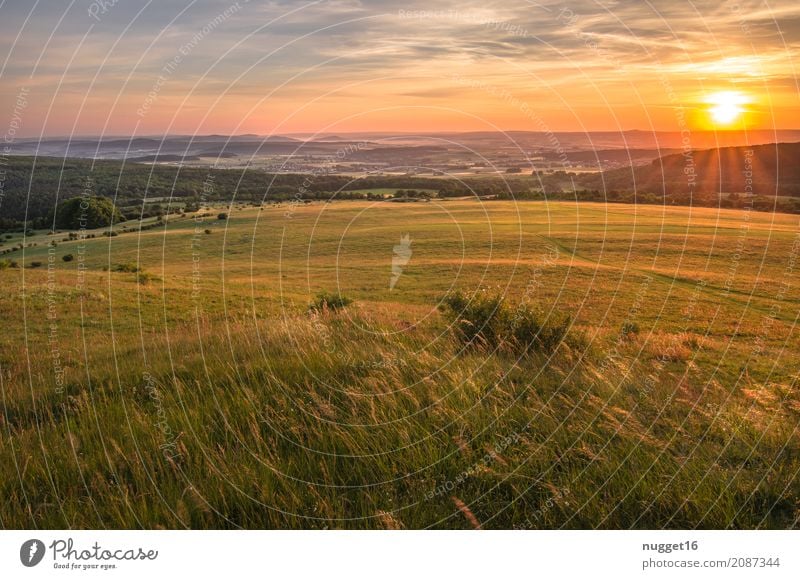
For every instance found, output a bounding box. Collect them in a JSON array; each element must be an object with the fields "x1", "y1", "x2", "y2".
[{"x1": 1, "y1": 201, "x2": 798, "y2": 529}]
